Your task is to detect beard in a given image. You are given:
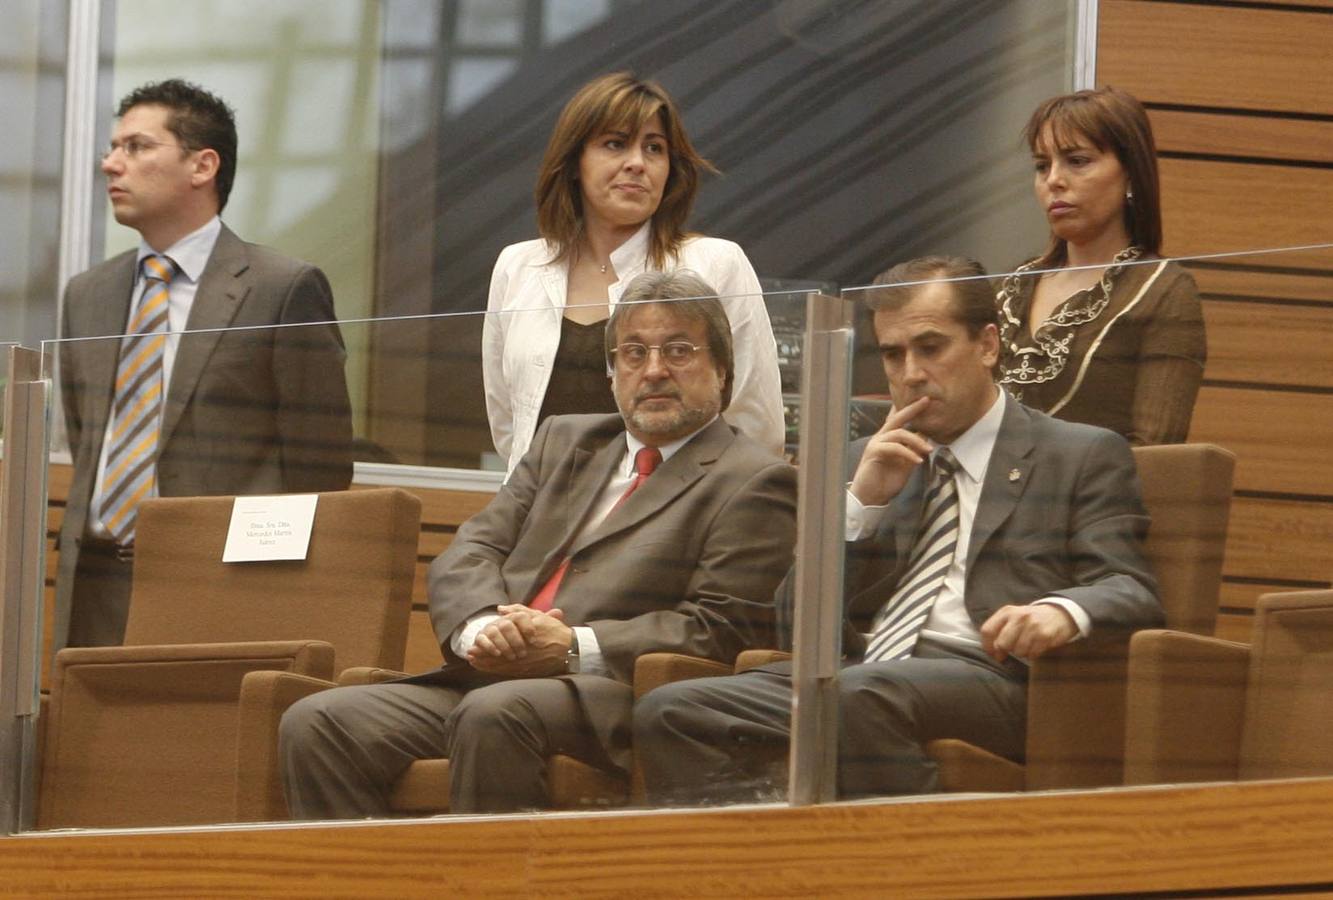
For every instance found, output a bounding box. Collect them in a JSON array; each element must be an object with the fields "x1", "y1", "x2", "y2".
[{"x1": 622, "y1": 395, "x2": 719, "y2": 443}]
